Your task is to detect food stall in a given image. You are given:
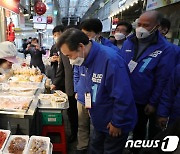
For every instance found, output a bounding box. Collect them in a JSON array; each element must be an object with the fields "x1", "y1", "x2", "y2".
[
  {"x1": 0, "y1": 66, "x2": 45, "y2": 135},
  {"x1": 0, "y1": 63, "x2": 69, "y2": 153}
]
